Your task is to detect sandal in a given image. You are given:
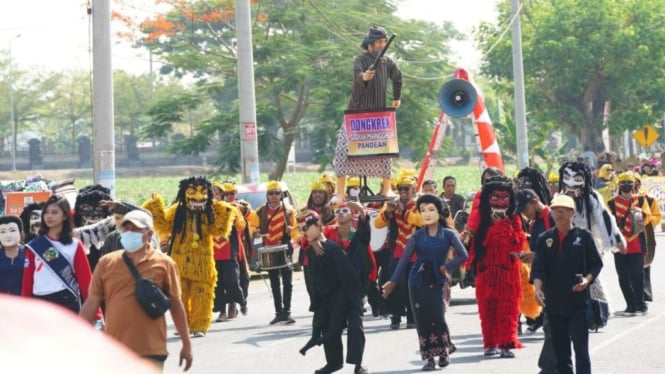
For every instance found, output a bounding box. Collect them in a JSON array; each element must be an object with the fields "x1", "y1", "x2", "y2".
[
  {"x1": 499, "y1": 350, "x2": 515, "y2": 358},
  {"x1": 422, "y1": 359, "x2": 436, "y2": 371},
  {"x1": 484, "y1": 348, "x2": 499, "y2": 356},
  {"x1": 438, "y1": 355, "x2": 450, "y2": 368}
]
